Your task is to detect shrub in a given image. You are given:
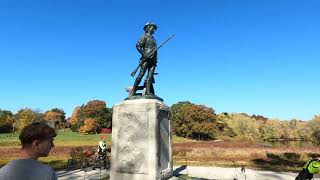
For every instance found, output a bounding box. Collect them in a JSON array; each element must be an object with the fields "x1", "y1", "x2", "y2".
[{"x1": 100, "y1": 128, "x2": 112, "y2": 134}]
